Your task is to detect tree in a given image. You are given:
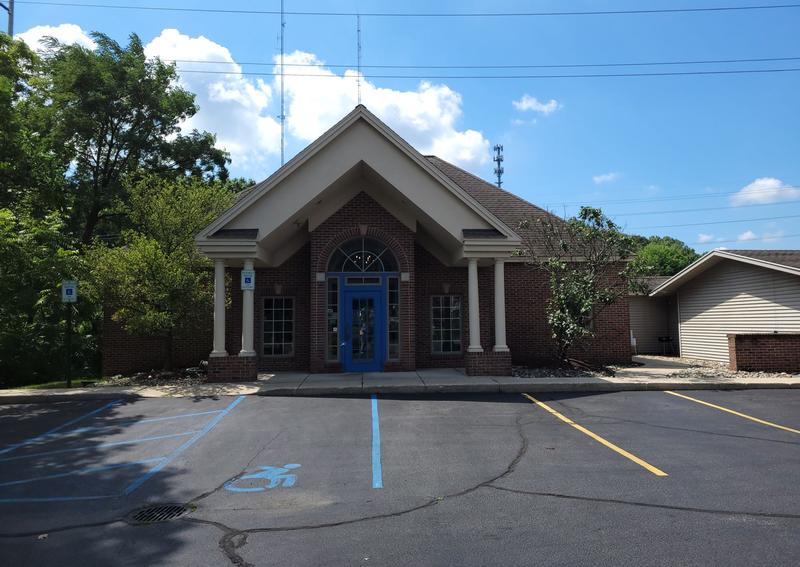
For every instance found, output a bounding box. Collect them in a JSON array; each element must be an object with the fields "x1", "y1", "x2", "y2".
[
  {"x1": 28, "y1": 32, "x2": 230, "y2": 244},
  {"x1": 518, "y1": 207, "x2": 646, "y2": 362},
  {"x1": 0, "y1": 36, "x2": 63, "y2": 210},
  {"x1": 87, "y1": 175, "x2": 235, "y2": 368},
  {"x1": 0, "y1": 208, "x2": 95, "y2": 386},
  {"x1": 632, "y1": 236, "x2": 699, "y2": 276}
]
